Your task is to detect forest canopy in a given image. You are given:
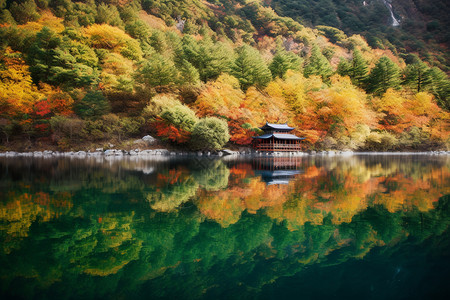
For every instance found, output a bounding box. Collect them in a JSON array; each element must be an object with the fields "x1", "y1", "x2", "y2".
[{"x1": 0, "y1": 0, "x2": 449, "y2": 151}]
